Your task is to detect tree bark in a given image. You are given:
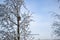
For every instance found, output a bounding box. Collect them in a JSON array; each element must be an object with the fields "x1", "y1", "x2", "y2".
[
  {"x1": 17, "y1": 6, "x2": 21, "y2": 40},
  {"x1": 17, "y1": 16, "x2": 20, "y2": 40}
]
